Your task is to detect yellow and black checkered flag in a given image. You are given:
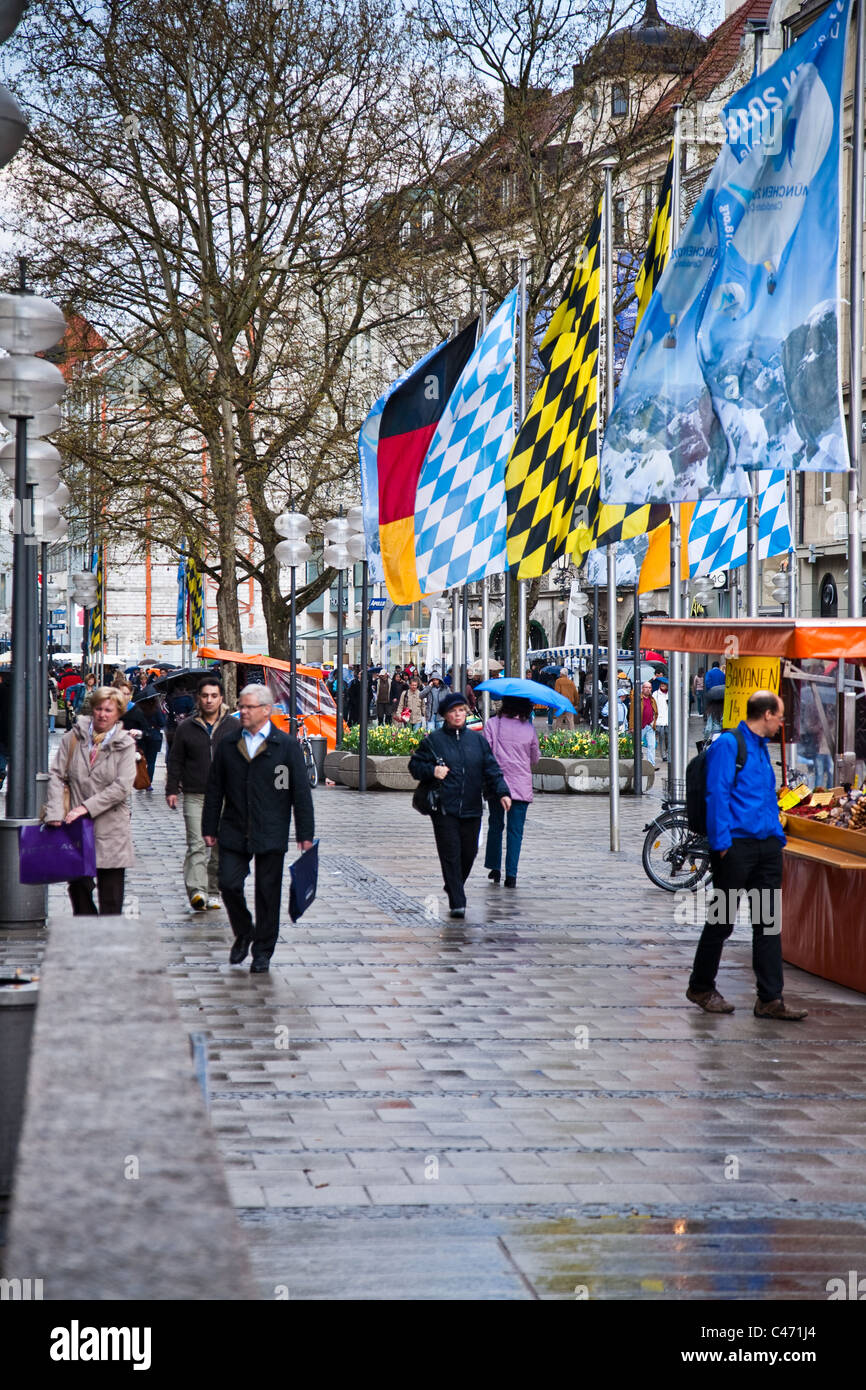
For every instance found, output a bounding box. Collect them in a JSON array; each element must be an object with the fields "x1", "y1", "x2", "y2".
[
  {"x1": 506, "y1": 203, "x2": 602, "y2": 579},
  {"x1": 88, "y1": 546, "x2": 103, "y2": 654},
  {"x1": 635, "y1": 143, "x2": 674, "y2": 328},
  {"x1": 186, "y1": 551, "x2": 204, "y2": 645}
]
